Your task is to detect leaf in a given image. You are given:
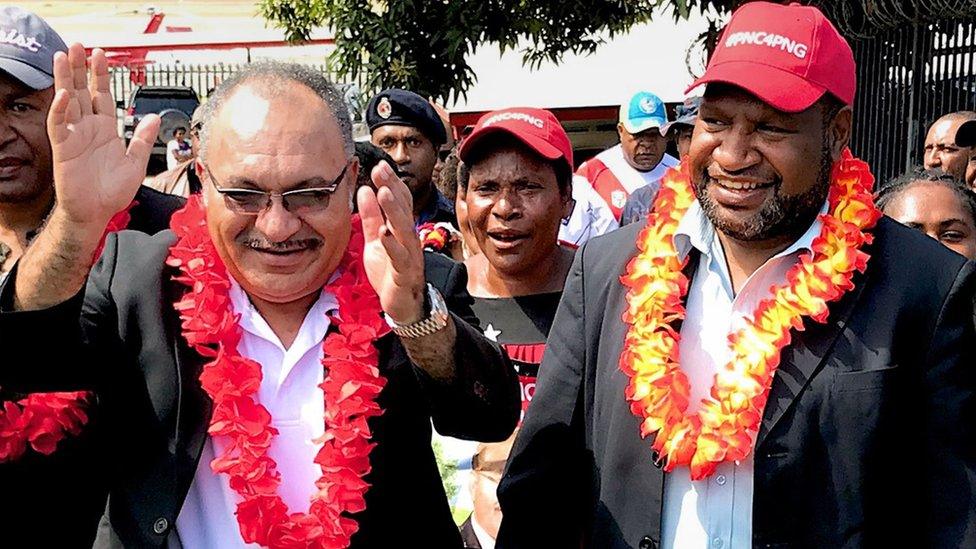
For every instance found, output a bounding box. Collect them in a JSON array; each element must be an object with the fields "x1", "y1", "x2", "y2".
[{"x1": 258, "y1": 0, "x2": 735, "y2": 101}]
